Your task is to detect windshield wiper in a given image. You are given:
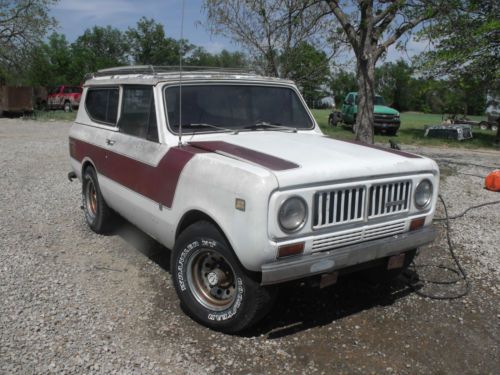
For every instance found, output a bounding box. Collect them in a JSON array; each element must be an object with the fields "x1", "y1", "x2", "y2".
[
  {"x1": 243, "y1": 121, "x2": 297, "y2": 133},
  {"x1": 183, "y1": 123, "x2": 239, "y2": 134}
]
